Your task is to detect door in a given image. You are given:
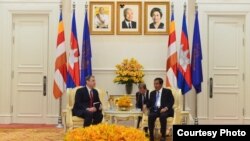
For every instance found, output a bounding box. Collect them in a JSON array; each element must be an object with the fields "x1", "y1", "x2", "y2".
[
  {"x1": 12, "y1": 14, "x2": 48, "y2": 123},
  {"x1": 208, "y1": 16, "x2": 245, "y2": 124}
]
